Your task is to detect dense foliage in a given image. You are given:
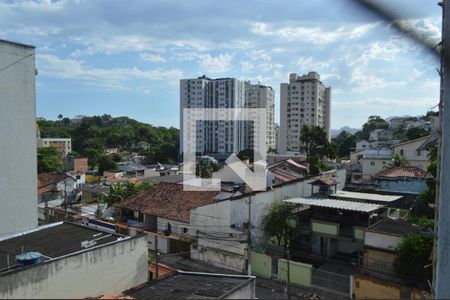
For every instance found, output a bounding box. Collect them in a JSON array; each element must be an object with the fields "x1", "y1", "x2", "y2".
[
  {"x1": 300, "y1": 125, "x2": 336, "y2": 174},
  {"x1": 394, "y1": 233, "x2": 433, "y2": 280},
  {"x1": 103, "y1": 182, "x2": 153, "y2": 207},
  {"x1": 196, "y1": 157, "x2": 219, "y2": 178},
  {"x1": 38, "y1": 115, "x2": 179, "y2": 167},
  {"x1": 37, "y1": 147, "x2": 62, "y2": 173},
  {"x1": 263, "y1": 202, "x2": 298, "y2": 250}
]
